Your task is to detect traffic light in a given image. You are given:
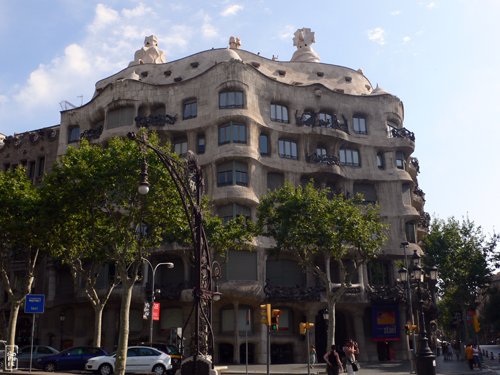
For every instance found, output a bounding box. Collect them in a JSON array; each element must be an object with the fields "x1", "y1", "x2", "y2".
[
  {"x1": 260, "y1": 304, "x2": 271, "y2": 326},
  {"x1": 299, "y1": 322, "x2": 315, "y2": 335},
  {"x1": 271, "y1": 309, "x2": 280, "y2": 331},
  {"x1": 472, "y1": 314, "x2": 480, "y2": 333},
  {"x1": 404, "y1": 324, "x2": 410, "y2": 335}
]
